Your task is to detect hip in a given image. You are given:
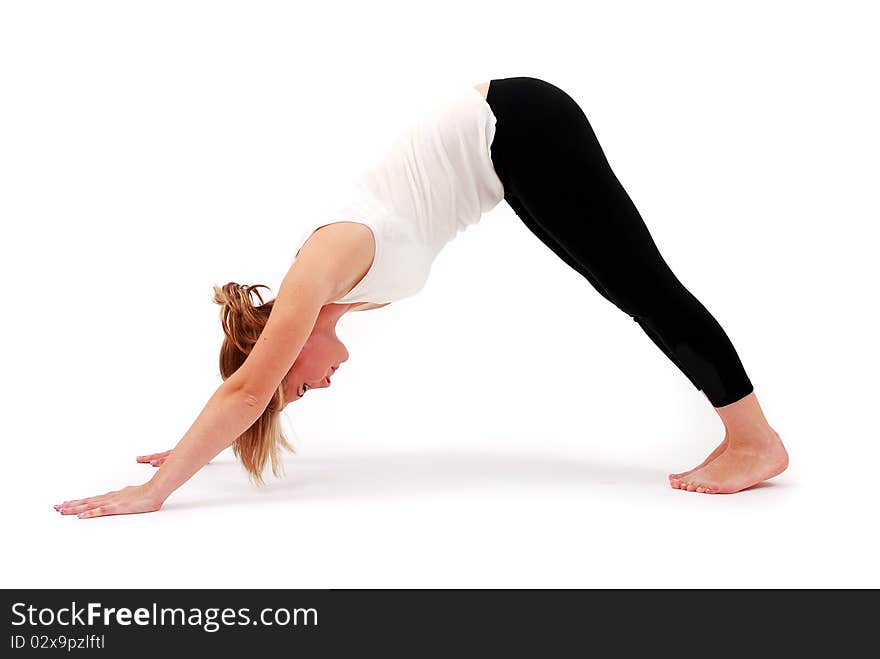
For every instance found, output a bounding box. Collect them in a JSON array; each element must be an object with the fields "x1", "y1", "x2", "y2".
[{"x1": 486, "y1": 76, "x2": 610, "y2": 197}]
